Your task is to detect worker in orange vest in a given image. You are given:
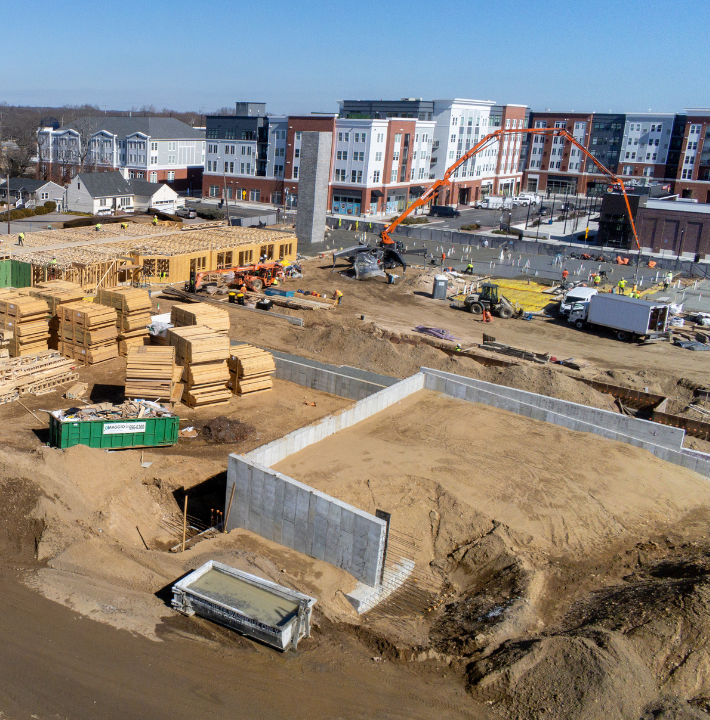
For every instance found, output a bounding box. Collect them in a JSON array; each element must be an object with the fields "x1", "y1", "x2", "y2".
[{"x1": 562, "y1": 269, "x2": 569, "y2": 282}]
